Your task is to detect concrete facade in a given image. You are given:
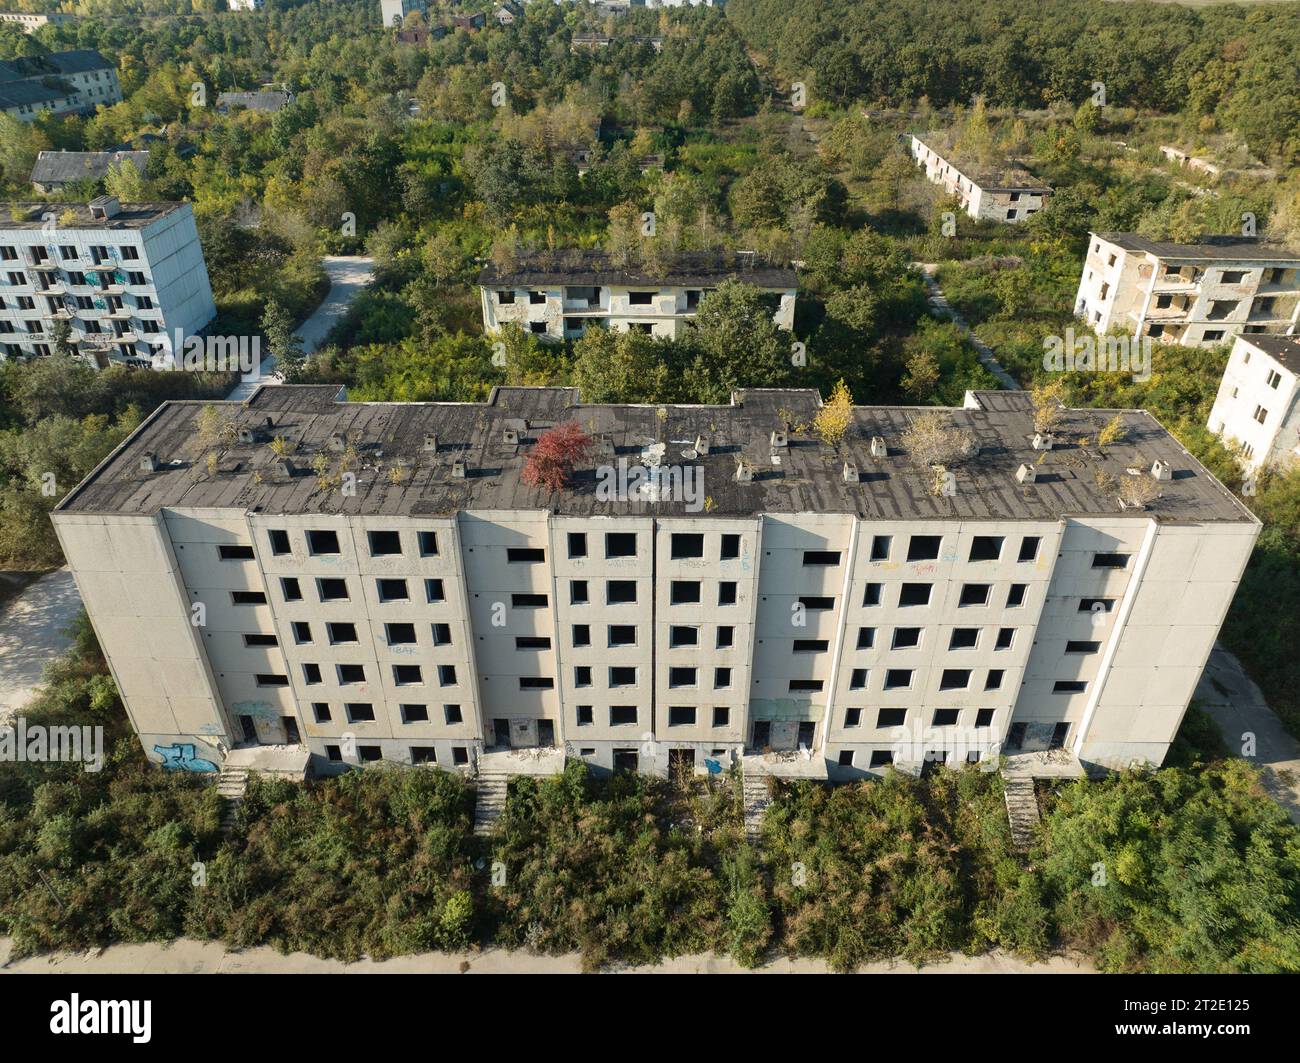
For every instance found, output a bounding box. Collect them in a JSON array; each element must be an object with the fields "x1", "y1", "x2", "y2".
[
  {"x1": 0, "y1": 12, "x2": 74, "y2": 32},
  {"x1": 479, "y1": 252, "x2": 797, "y2": 341},
  {"x1": 0, "y1": 197, "x2": 216, "y2": 369},
  {"x1": 380, "y1": 0, "x2": 424, "y2": 27},
  {"x1": 52, "y1": 386, "x2": 1258, "y2": 780},
  {"x1": 1075, "y1": 232, "x2": 1300, "y2": 347},
  {"x1": 908, "y1": 135, "x2": 1052, "y2": 223},
  {"x1": 0, "y1": 49, "x2": 120, "y2": 121},
  {"x1": 1207, "y1": 334, "x2": 1300, "y2": 472}
]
